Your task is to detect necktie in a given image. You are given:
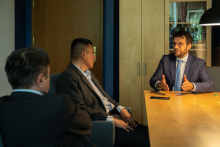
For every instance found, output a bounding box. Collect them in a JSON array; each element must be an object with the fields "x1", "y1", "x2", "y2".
[{"x1": 174, "y1": 60, "x2": 183, "y2": 91}]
